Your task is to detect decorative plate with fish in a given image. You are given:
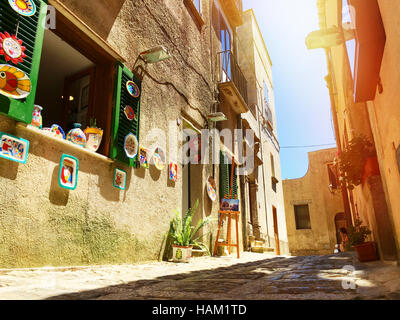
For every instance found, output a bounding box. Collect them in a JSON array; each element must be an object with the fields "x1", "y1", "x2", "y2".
[
  {"x1": 0, "y1": 64, "x2": 31, "y2": 99},
  {"x1": 126, "y1": 80, "x2": 140, "y2": 98},
  {"x1": 8, "y1": 0, "x2": 36, "y2": 17}
]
